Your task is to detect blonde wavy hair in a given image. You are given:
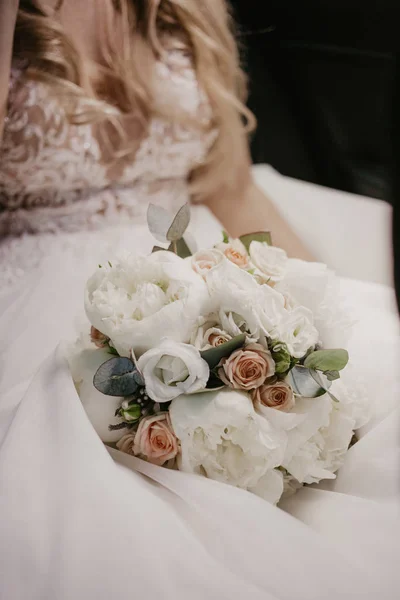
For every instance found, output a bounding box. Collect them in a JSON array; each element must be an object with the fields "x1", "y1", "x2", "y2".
[{"x1": 14, "y1": 0, "x2": 255, "y2": 198}]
